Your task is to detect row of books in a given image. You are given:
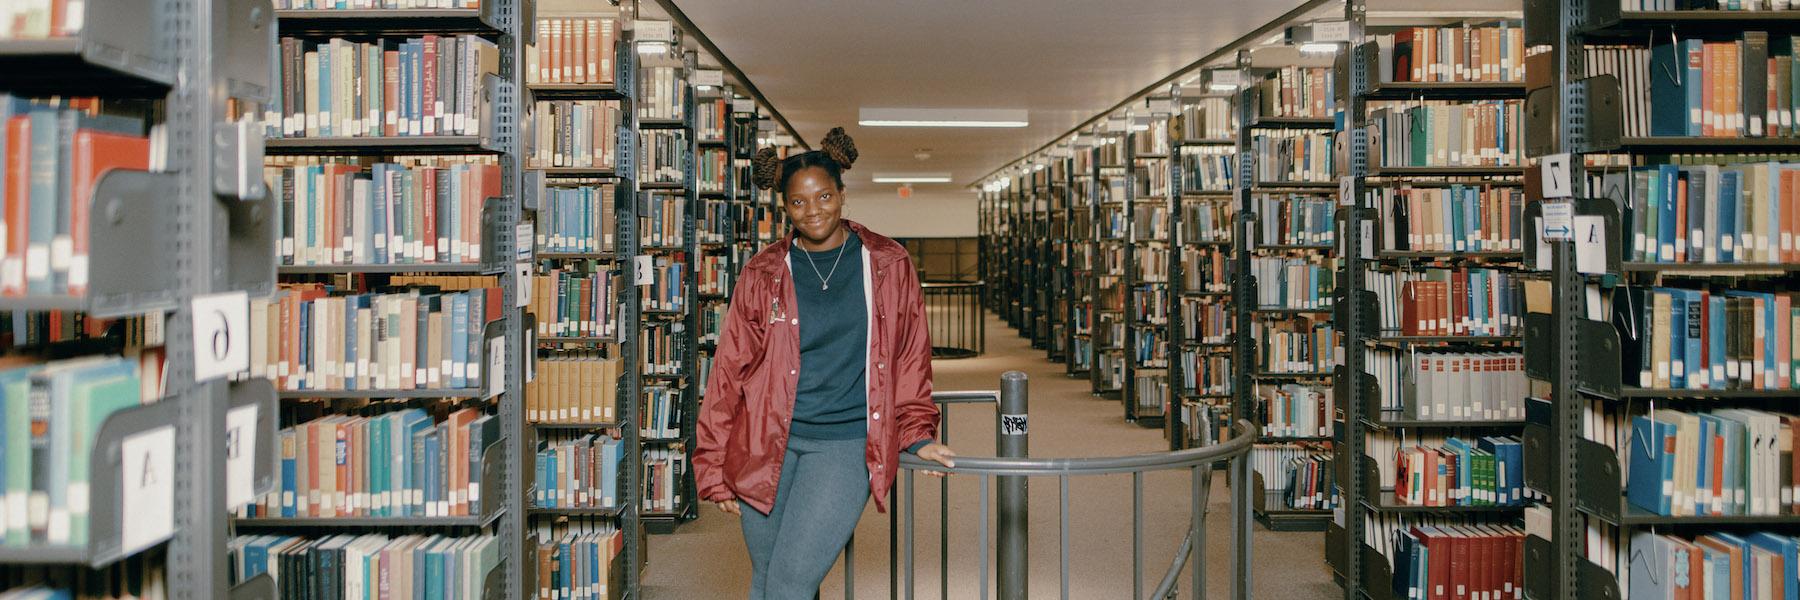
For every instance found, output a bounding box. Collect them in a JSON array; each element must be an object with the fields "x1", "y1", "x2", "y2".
[
  {"x1": 698, "y1": 254, "x2": 731, "y2": 296},
  {"x1": 1255, "y1": 194, "x2": 1336, "y2": 247},
  {"x1": 698, "y1": 303, "x2": 726, "y2": 346},
  {"x1": 1386, "y1": 523, "x2": 1525, "y2": 600},
  {"x1": 1180, "y1": 145, "x2": 1238, "y2": 192},
  {"x1": 1256, "y1": 66, "x2": 1336, "y2": 119},
  {"x1": 526, "y1": 17, "x2": 618, "y2": 86},
  {"x1": 1181, "y1": 297, "x2": 1231, "y2": 343},
  {"x1": 640, "y1": 254, "x2": 687, "y2": 313},
  {"x1": 1132, "y1": 161, "x2": 1171, "y2": 202},
  {"x1": 638, "y1": 322, "x2": 685, "y2": 376},
  {"x1": 533, "y1": 524, "x2": 623, "y2": 600},
  {"x1": 1390, "y1": 436, "x2": 1527, "y2": 507},
  {"x1": 638, "y1": 66, "x2": 686, "y2": 122},
  {"x1": 1174, "y1": 98, "x2": 1234, "y2": 141},
  {"x1": 1, "y1": 97, "x2": 157, "y2": 298},
  {"x1": 537, "y1": 184, "x2": 616, "y2": 254},
  {"x1": 640, "y1": 192, "x2": 686, "y2": 249},
  {"x1": 1645, "y1": 34, "x2": 1800, "y2": 139},
  {"x1": 1181, "y1": 402, "x2": 1233, "y2": 446},
  {"x1": 1627, "y1": 409, "x2": 1798, "y2": 516},
  {"x1": 1366, "y1": 100, "x2": 1523, "y2": 168},
  {"x1": 239, "y1": 407, "x2": 498, "y2": 519},
  {"x1": 641, "y1": 386, "x2": 681, "y2": 440},
  {"x1": 530, "y1": 100, "x2": 621, "y2": 170},
  {"x1": 530, "y1": 268, "x2": 618, "y2": 340},
  {"x1": 1256, "y1": 319, "x2": 1340, "y2": 374},
  {"x1": 696, "y1": 98, "x2": 730, "y2": 143},
  {"x1": 641, "y1": 447, "x2": 685, "y2": 513},
  {"x1": 534, "y1": 433, "x2": 623, "y2": 509},
  {"x1": 1600, "y1": 162, "x2": 1800, "y2": 265},
  {"x1": 1136, "y1": 247, "x2": 1169, "y2": 283},
  {"x1": 0, "y1": 556, "x2": 163, "y2": 598},
  {"x1": 0, "y1": 1, "x2": 85, "y2": 39},
  {"x1": 1181, "y1": 247, "x2": 1230, "y2": 293},
  {"x1": 250, "y1": 284, "x2": 501, "y2": 392},
  {"x1": 266, "y1": 161, "x2": 502, "y2": 266},
  {"x1": 1132, "y1": 129, "x2": 1170, "y2": 157},
  {"x1": 1628, "y1": 531, "x2": 1799, "y2": 600},
  {"x1": 1372, "y1": 24, "x2": 1526, "y2": 84},
  {"x1": 0, "y1": 357, "x2": 148, "y2": 546},
  {"x1": 1132, "y1": 373, "x2": 1169, "y2": 415},
  {"x1": 1178, "y1": 351, "x2": 1232, "y2": 397},
  {"x1": 1367, "y1": 268, "x2": 1525, "y2": 337},
  {"x1": 1094, "y1": 353, "x2": 1125, "y2": 391},
  {"x1": 639, "y1": 130, "x2": 687, "y2": 186},
  {"x1": 1251, "y1": 131, "x2": 1336, "y2": 183},
  {"x1": 1256, "y1": 383, "x2": 1334, "y2": 439},
  {"x1": 1614, "y1": 286, "x2": 1799, "y2": 391},
  {"x1": 697, "y1": 149, "x2": 729, "y2": 194},
  {"x1": 525, "y1": 352, "x2": 621, "y2": 424},
  {"x1": 1276, "y1": 447, "x2": 1340, "y2": 510},
  {"x1": 1131, "y1": 329, "x2": 1168, "y2": 367},
  {"x1": 1620, "y1": 0, "x2": 1799, "y2": 9},
  {"x1": 229, "y1": 533, "x2": 498, "y2": 600},
  {"x1": 1373, "y1": 185, "x2": 1525, "y2": 254},
  {"x1": 1181, "y1": 196, "x2": 1233, "y2": 243},
  {"x1": 1366, "y1": 348, "x2": 1528, "y2": 421},
  {"x1": 5, "y1": 312, "x2": 166, "y2": 354},
  {"x1": 270, "y1": 36, "x2": 499, "y2": 139},
  {"x1": 1252, "y1": 256, "x2": 1336, "y2": 310}
]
